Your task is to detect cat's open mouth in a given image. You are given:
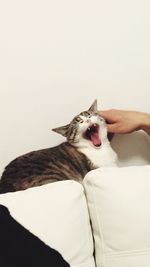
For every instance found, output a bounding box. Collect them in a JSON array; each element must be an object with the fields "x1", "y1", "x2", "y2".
[{"x1": 84, "y1": 124, "x2": 101, "y2": 147}]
